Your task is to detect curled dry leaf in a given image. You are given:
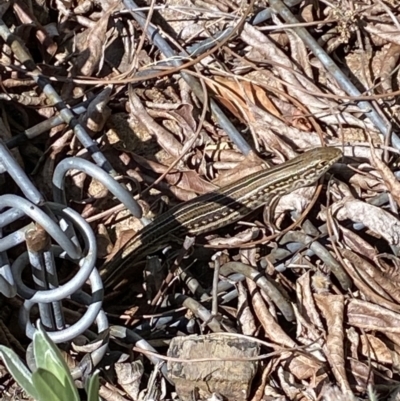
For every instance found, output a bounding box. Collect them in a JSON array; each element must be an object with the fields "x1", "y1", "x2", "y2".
[
  {"x1": 246, "y1": 280, "x2": 324, "y2": 382},
  {"x1": 128, "y1": 91, "x2": 183, "y2": 158},
  {"x1": 341, "y1": 249, "x2": 400, "y2": 303},
  {"x1": 159, "y1": 0, "x2": 205, "y2": 41},
  {"x1": 246, "y1": 279, "x2": 295, "y2": 349},
  {"x1": 348, "y1": 171, "x2": 387, "y2": 193},
  {"x1": 340, "y1": 249, "x2": 400, "y2": 311},
  {"x1": 207, "y1": 227, "x2": 260, "y2": 247},
  {"x1": 285, "y1": 353, "x2": 324, "y2": 382},
  {"x1": 320, "y1": 385, "x2": 358, "y2": 401},
  {"x1": 347, "y1": 298, "x2": 400, "y2": 334},
  {"x1": 348, "y1": 359, "x2": 374, "y2": 392},
  {"x1": 369, "y1": 145, "x2": 400, "y2": 207},
  {"x1": 241, "y1": 23, "x2": 328, "y2": 108},
  {"x1": 365, "y1": 23, "x2": 400, "y2": 47},
  {"x1": 296, "y1": 272, "x2": 325, "y2": 331},
  {"x1": 241, "y1": 23, "x2": 376, "y2": 131},
  {"x1": 141, "y1": 175, "x2": 199, "y2": 202},
  {"x1": 161, "y1": 104, "x2": 197, "y2": 140},
  {"x1": 360, "y1": 334, "x2": 393, "y2": 366},
  {"x1": 339, "y1": 225, "x2": 376, "y2": 261},
  {"x1": 73, "y1": 6, "x2": 116, "y2": 77},
  {"x1": 275, "y1": 186, "x2": 316, "y2": 217},
  {"x1": 212, "y1": 150, "x2": 265, "y2": 188},
  {"x1": 236, "y1": 281, "x2": 257, "y2": 336},
  {"x1": 105, "y1": 229, "x2": 138, "y2": 263},
  {"x1": 115, "y1": 360, "x2": 144, "y2": 401},
  {"x1": 276, "y1": 366, "x2": 302, "y2": 400},
  {"x1": 328, "y1": 197, "x2": 400, "y2": 245},
  {"x1": 285, "y1": 29, "x2": 313, "y2": 79},
  {"x1": 206, "y1": 76, "x2": 281, "y2": 124},
  {"x1": 246, "y1": 100, "x2": 329, "y2": 156},
  {"x1": 377, "y1": 43, "x2": 400, "y2": 95},
  {"x1": 314, "y1": 294, "x2": 352, "y2": 394},
  {"x1": 12, "y1": 2, "x2": 57, "y2": 61},
  {"x1": 96, "y1": 223, "x2": 113, "y2": 259},
  {"x1": 132, "y1": 153, "x2": 217, "y2": 196}
]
